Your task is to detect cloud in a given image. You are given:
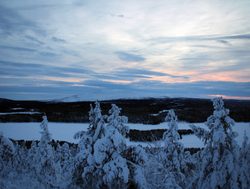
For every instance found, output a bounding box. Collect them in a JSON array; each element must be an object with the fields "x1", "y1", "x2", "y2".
[
  {"x1": 0, "y1": 45, "x2": 36, "y2": 52},
  {"x1": 51, "y1": 37, "x2": 66, "y2": 43},
  {"x1": 221, "y1": 34, "x2": 250, "y2": 40},
  {"x1": 149, "y1": 34, "x2": 250, "y2": 44},
  {"x1": 116, "y1": 51, "x2": 145, "y2": 62},
  {"x1": 109, "y1": 13, "x2": 124, "y2": 18},
  {"x1": 0, "y1": 60, "x2": 92, "y2": 79},
  {"x1": 0, "y1": 5, "x2": 45, "y2": 36},
  {"x1": 0, "y1": 80, "x2": 249, "y2": 101},
  {"x1": 39, "y1": 52, "x2": 58, "y2": 58},
  {"x1": 216, "y1": 39, "x2": 230, "y2": 45},
  {"x1": 25, "y1": 35, "x2": 45, "y2": 45},
  {"x1": 114, "y1": 68, "x2": 189, "y2": 80}
]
